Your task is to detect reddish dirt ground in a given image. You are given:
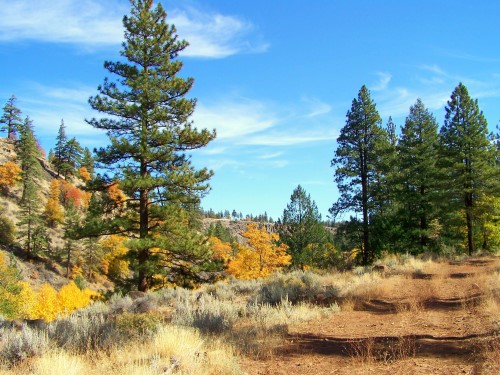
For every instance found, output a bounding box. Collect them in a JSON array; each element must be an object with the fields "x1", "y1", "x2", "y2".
[{"x1": 239, "y1": 256, "x2": 500, "y2": 374}]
